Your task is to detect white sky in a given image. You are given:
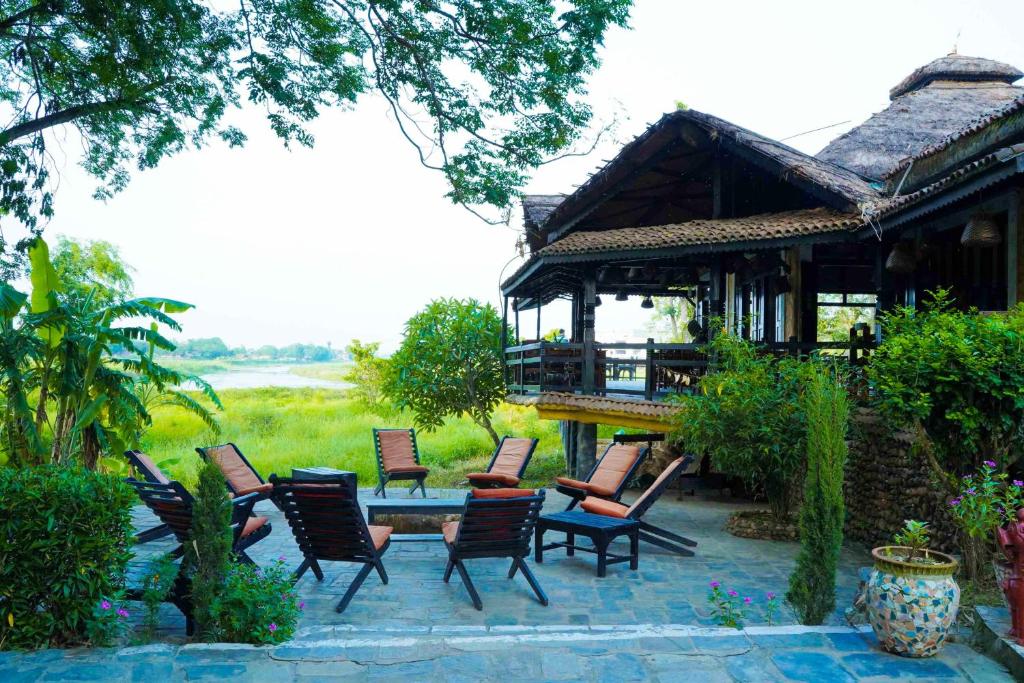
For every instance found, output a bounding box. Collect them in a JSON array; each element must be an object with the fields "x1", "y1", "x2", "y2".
[{"x1": 31, "y1": 0, "x2": 1024, "y2": 351}]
